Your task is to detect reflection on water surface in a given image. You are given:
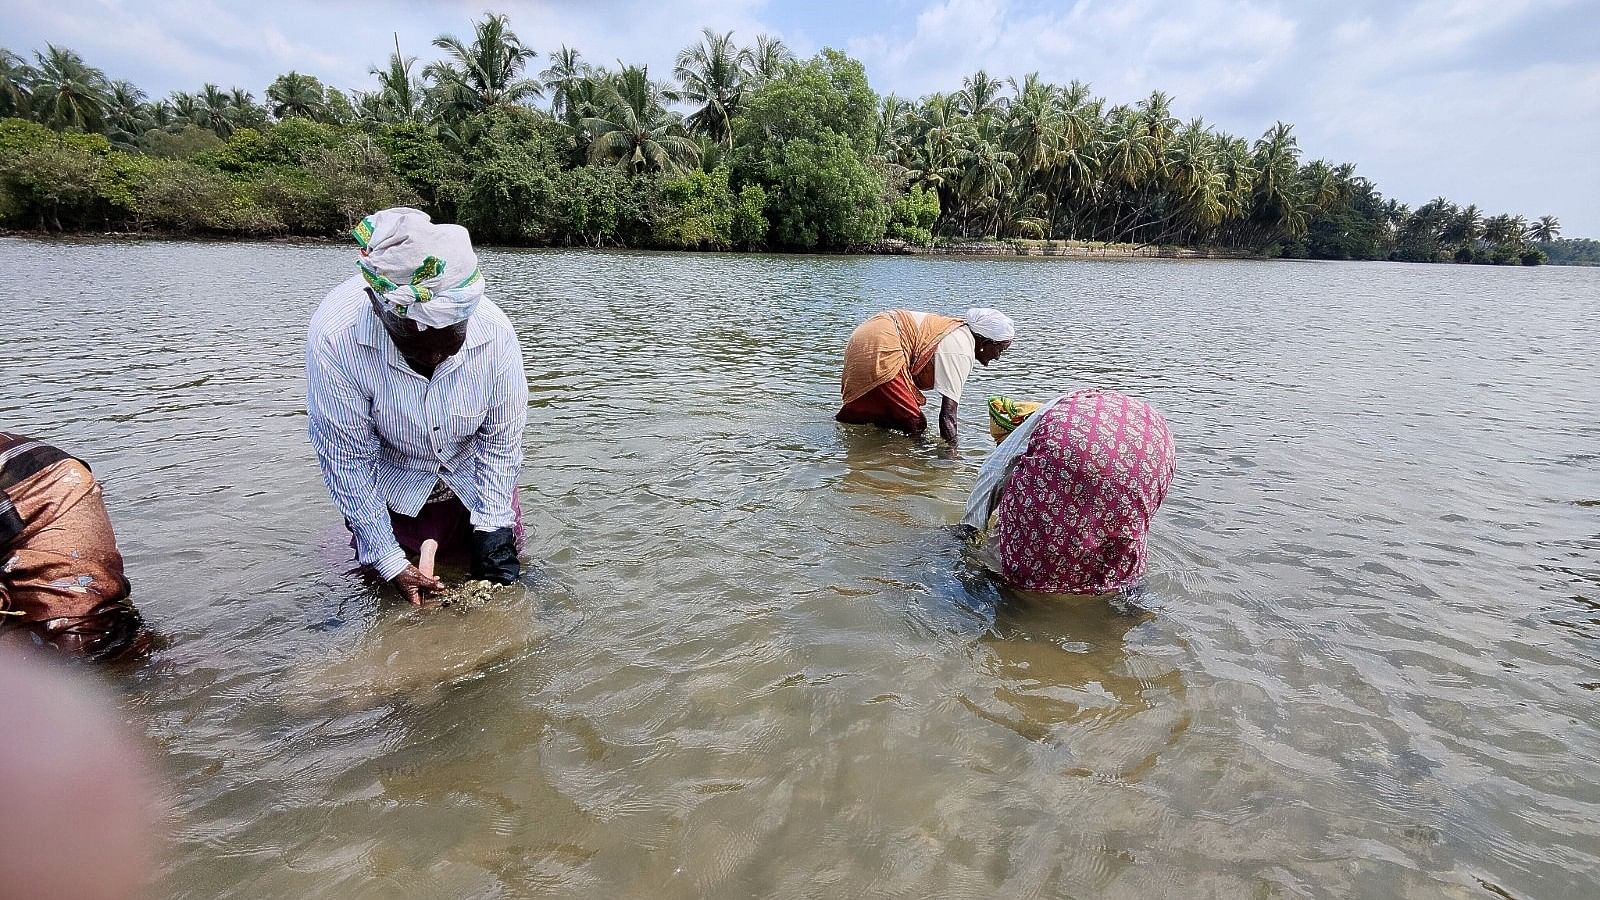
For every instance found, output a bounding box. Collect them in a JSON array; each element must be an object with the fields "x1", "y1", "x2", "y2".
[{"x1": 4, "y1": 238, "x2": 1597, "y2": 898}]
